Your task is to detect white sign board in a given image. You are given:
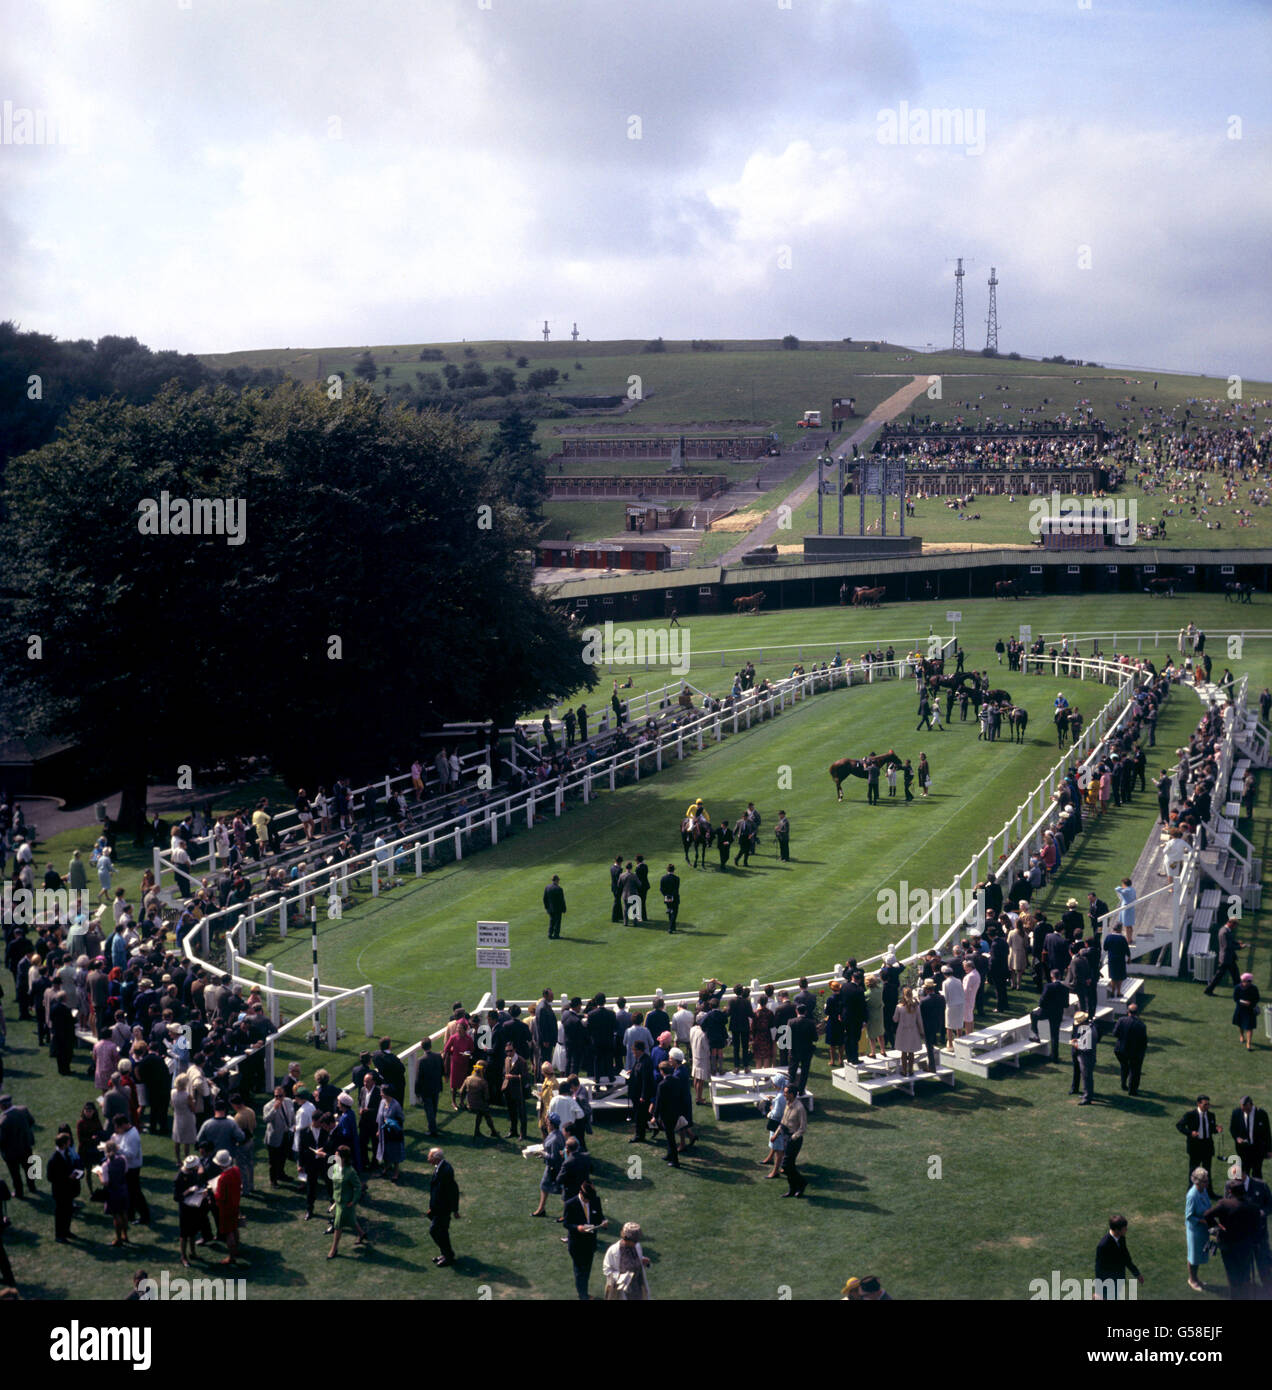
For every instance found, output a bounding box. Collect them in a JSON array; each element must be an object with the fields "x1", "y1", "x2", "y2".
[
  {"x1": 1019, "y1": 624, "x2": 1032, "y2": 643},
  {"x1": 946, "y1": 610, "x2": 962, "y2": 623},
  {"x1": 476, "y1": 921, "x2": 509, "y2": 949},
  {"x1": 477, "y1": 948, "x2": 511, "y2": 969}
]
